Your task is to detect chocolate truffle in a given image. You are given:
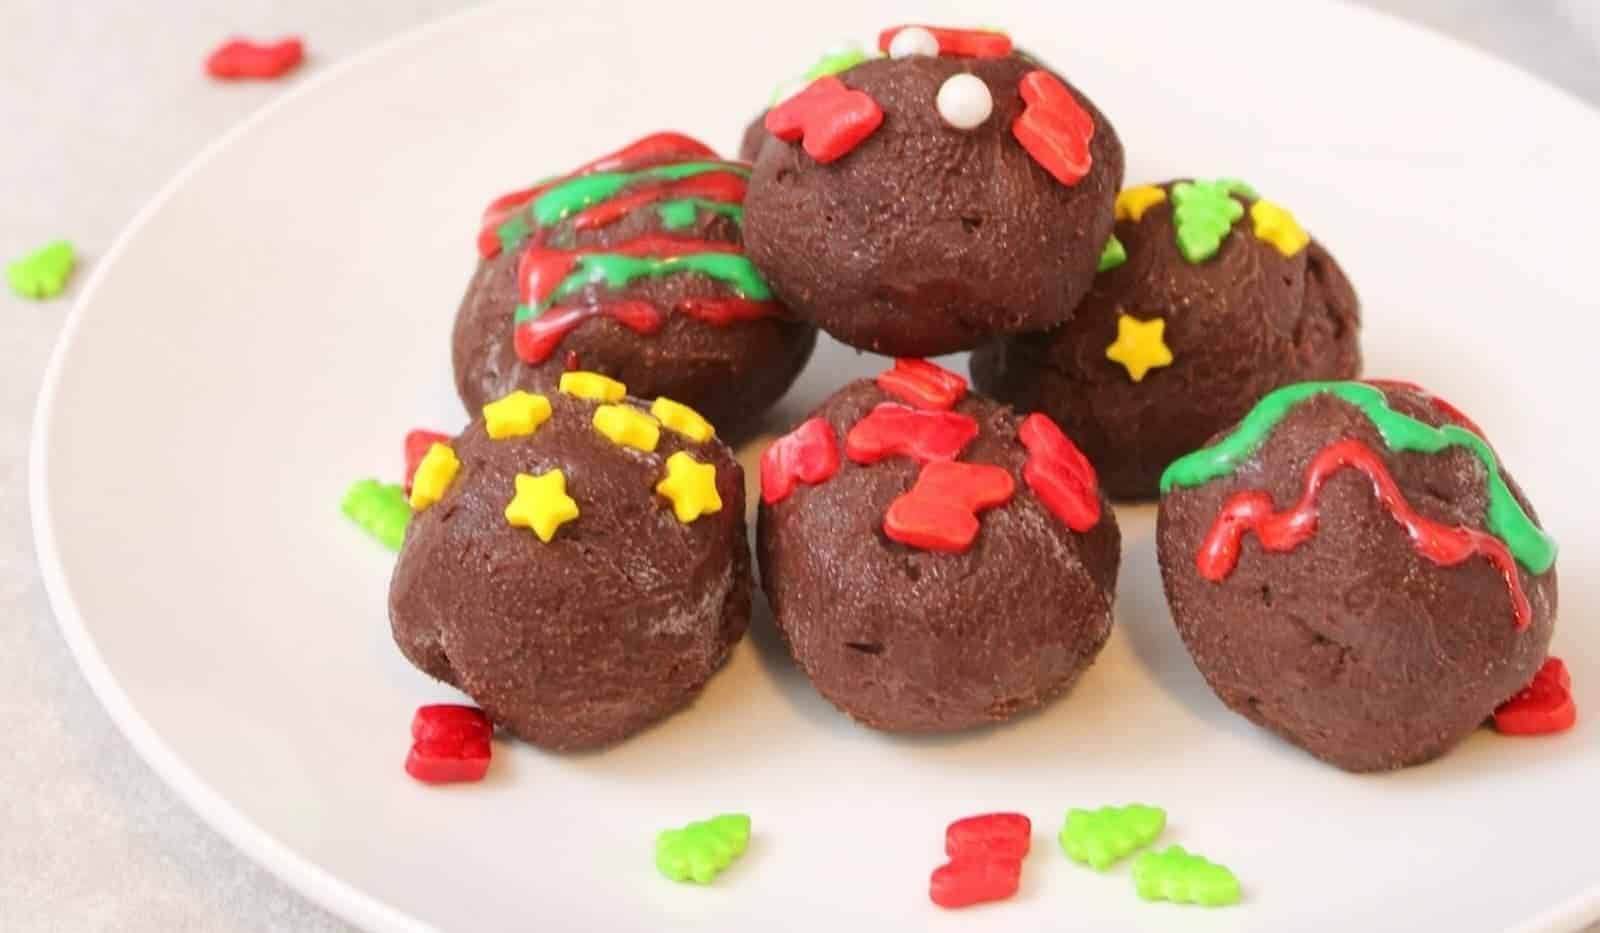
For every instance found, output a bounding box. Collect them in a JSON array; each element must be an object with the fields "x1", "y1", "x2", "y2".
[
  {"x1": 454, "y1": 132, "x2": 817, "y2": 440},
  {"x1": 1157, "y1": 380, "x2": 1558, "y2": 772},
  {"x1": 743, "y1": 26, "x2": 1124, "y2": 357},
  {"x1": 972, "y1": 178, "x2": 1362, "y2": 500},
  {"x1": 757, "y1": 358, "x2": 1121, "y2": 733},
  {"x1": 390, "y1": 373, "x2": 751, "y2": 751}
]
